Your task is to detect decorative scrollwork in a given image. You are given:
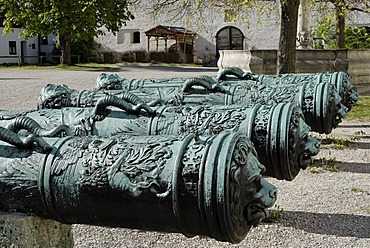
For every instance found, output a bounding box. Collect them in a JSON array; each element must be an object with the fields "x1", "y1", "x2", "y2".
[{"x1": 181, "y1": 141, "x2": 205, "y2": 197}]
